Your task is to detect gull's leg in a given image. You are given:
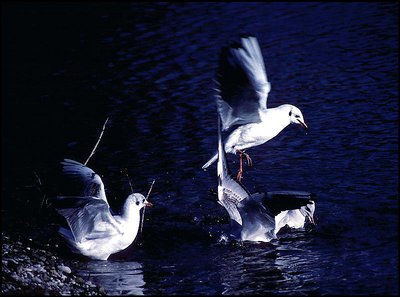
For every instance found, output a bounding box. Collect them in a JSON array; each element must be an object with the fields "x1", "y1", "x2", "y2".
[
  {"x1": 236, "y1": 151, "x2": 243, "y2": 182},
  {"x1": 237, "y1": 149, "x2": 253, "y2": 167},
  {"x1": 243, "y1": 151, "x2": 252, "y2": 167}
]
